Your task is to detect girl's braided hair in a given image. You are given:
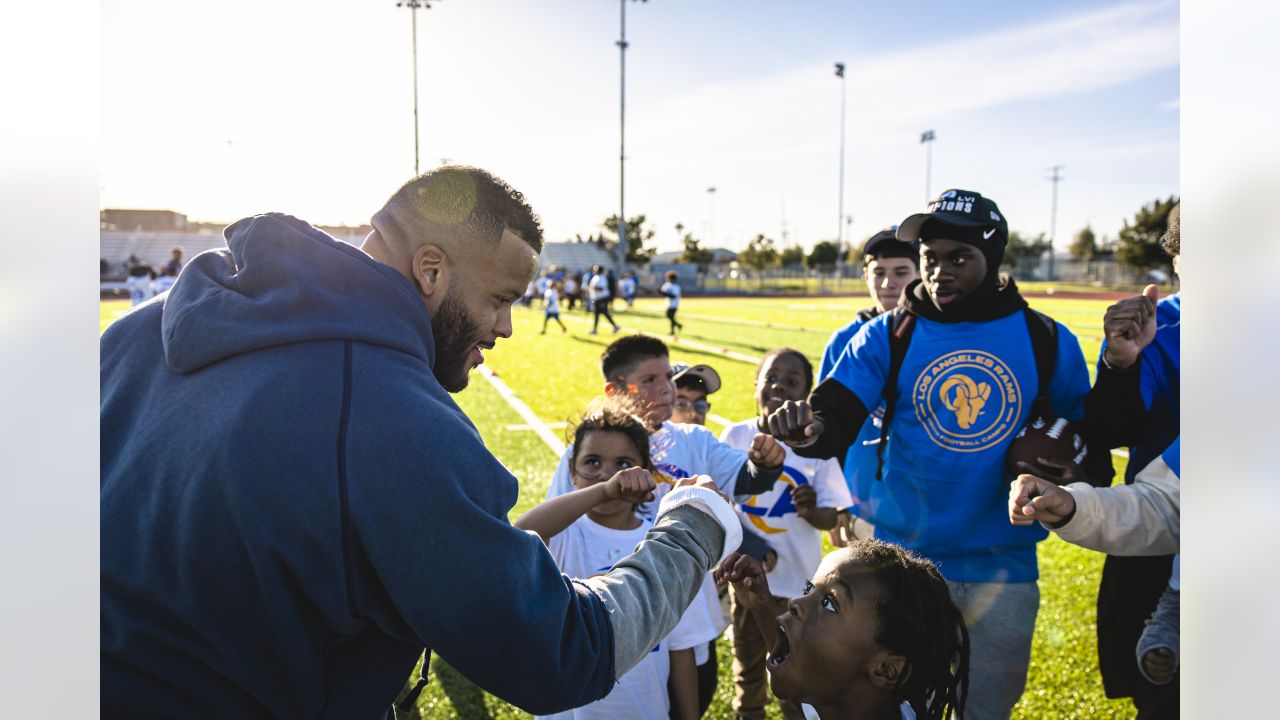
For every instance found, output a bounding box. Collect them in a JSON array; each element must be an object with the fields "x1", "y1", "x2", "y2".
[{"x1": 845, "y1": 540, "x2": 970, "y2": 720}]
